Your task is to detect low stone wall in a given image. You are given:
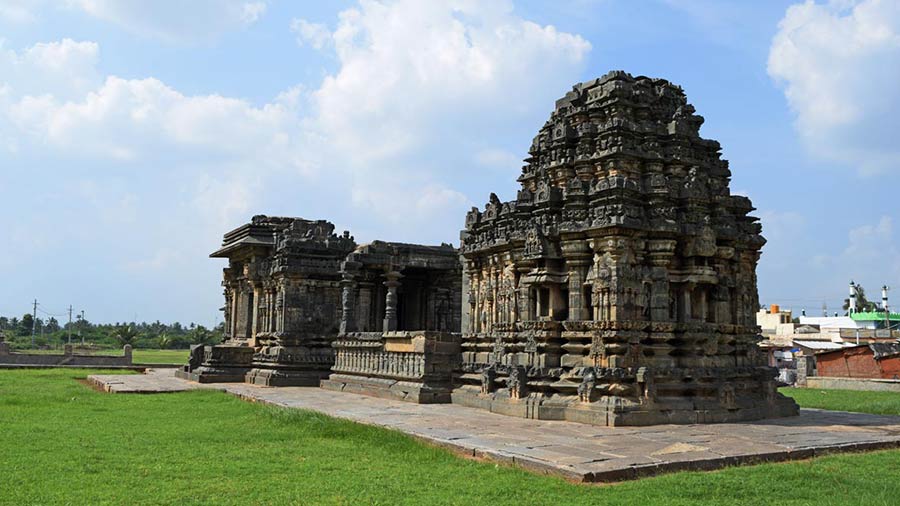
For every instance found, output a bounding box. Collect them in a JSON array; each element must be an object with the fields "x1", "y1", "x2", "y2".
[
  {"x1": 0, "y1": 343, "x2": 133, "y2": 367},
  {"x1": 320, "y1": 331, "x2": 460, "y2": 403},
  {"x1": 805, "y1": 376, "x2": 900, "y2": 393}
]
